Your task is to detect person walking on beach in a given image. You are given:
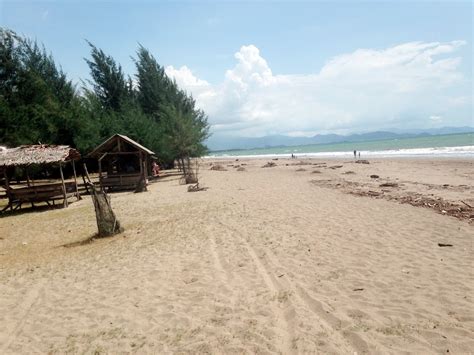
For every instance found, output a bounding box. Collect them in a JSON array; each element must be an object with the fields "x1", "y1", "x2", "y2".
[
  {"x1": 152, "y1": 161, "x2": 160, "y2": 177},
  {"x1": 353, "y1": 150, "x2": 357, "y2": 159}
]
